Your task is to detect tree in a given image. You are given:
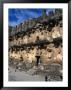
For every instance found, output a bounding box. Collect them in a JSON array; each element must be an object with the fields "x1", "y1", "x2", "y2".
[
  {"x1": 9, "y1": 26, "x2": 12, "y2": 33},
  {"x1": 42, "y1": 9, "x2": 47, "y2": 18},
  {"x1": 49, "y1": 11, "x2": 54, "y2": 16},
  {"x1": 55, "y1": 9, "x2": 62, "y2": 14}
]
